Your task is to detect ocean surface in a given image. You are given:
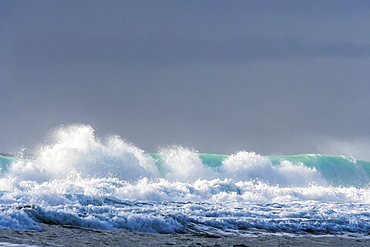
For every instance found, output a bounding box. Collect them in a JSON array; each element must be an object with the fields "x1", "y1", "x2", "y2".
[{"x1": 1, "y1": 125, "x2": 370, "y2": 236}]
